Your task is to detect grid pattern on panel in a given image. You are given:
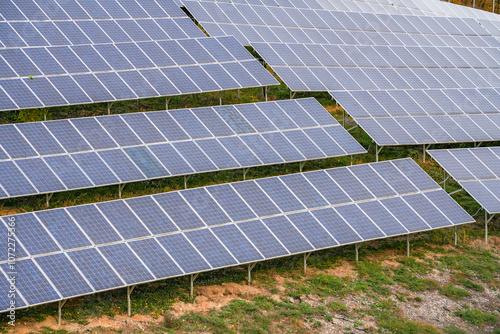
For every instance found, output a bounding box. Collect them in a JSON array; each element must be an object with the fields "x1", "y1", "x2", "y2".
[
  {"x1": 0, "y1": 98, "x2": 366, "y2": 199},
  {"x1": 0, "y1": 0, "x2": 278, "y2": 111},
  {"x1": 0, "y1": 158, "x2": 474, "y2": 312},
  {"x1": 429, "y1": 147, "x2": 500, "y2": 214},
  {"x1": 182, "y1": 0, "x2": 500, "y2": 146}
]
